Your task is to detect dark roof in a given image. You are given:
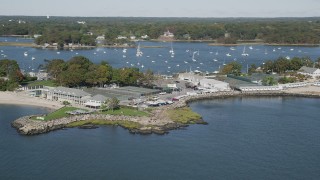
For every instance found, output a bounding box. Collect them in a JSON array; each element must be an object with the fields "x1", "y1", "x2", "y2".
[{"x1": 299, "y1": 66, "x2": 318, "y2": 74}]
